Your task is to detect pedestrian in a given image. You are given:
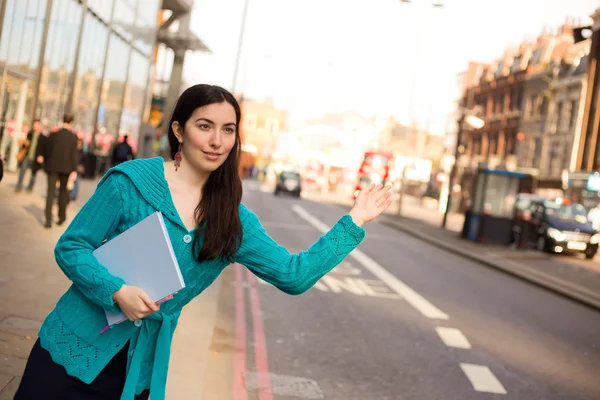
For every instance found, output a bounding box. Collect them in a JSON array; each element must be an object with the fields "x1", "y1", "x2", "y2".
[
  {"x1": 43, "y1": 113, "x2": 78, "y2": 229},
  {"x1": 14, "y1": 119, "x2": 45, "y2": 193},
  {"x1": 69, "y1": 138, "x2": 86, "y2": 201},
  {"x1": 111, "y1": 134, "x2": 135, "y2": 167},
  {"x1": 14, "y1": 84, "x2": 393, "y2": 400}
]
